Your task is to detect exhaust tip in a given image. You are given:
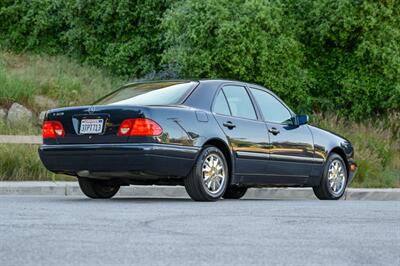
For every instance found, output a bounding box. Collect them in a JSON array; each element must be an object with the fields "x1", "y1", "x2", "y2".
[{"x1": 77, "y1": 170, "x2": 90, "y2": 177}]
